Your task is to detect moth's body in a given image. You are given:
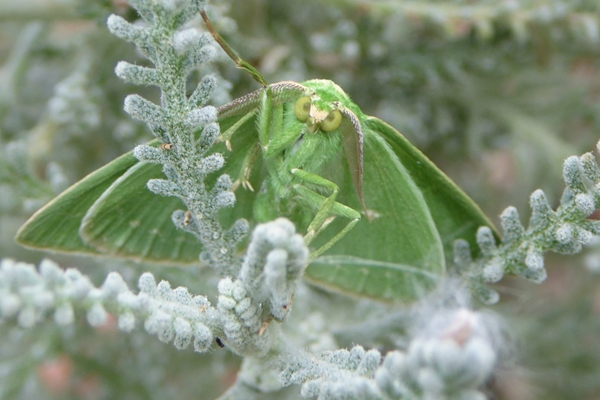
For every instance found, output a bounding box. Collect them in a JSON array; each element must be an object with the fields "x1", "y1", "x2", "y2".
[
  {"x1": 261, "y1": 117, "x2": 344, "y2": 220},
  {"x1": 219, "y1": 79, "x2": 367, "y2": 238},
  {"x1": 264, "y1": 100, "x2": 343, "y2": 197},
  {"x1": 260, "y1": 91, "x2": 347, "y2": 224}
]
